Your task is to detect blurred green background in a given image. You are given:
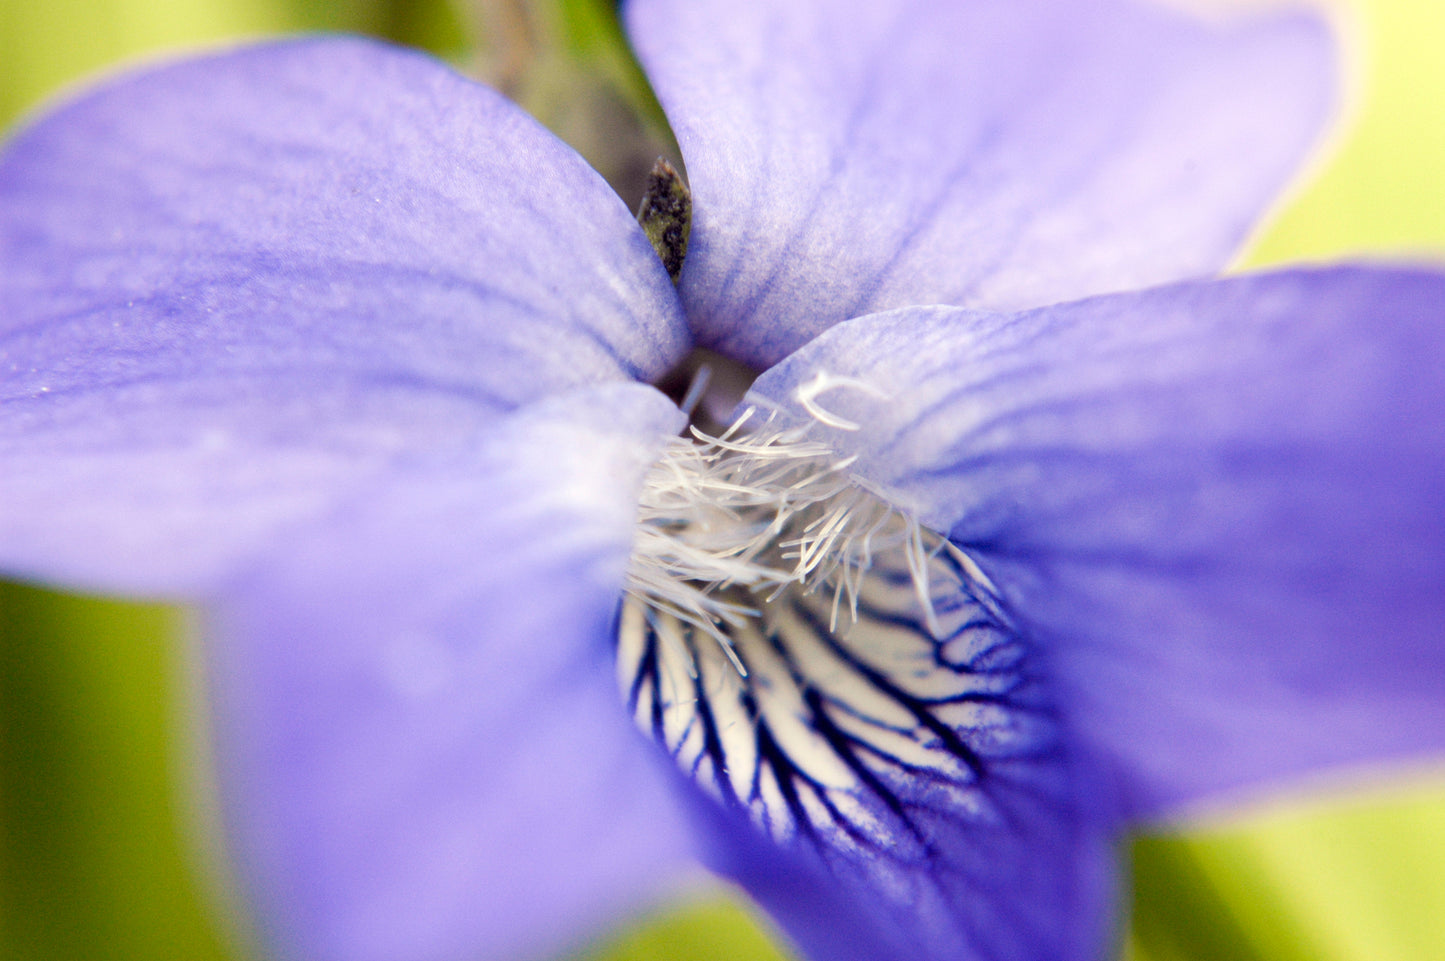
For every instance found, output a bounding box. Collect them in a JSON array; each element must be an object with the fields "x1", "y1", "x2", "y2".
[{"x1": 1, "y1": 1, "x2": 1442, "y2": 960}]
